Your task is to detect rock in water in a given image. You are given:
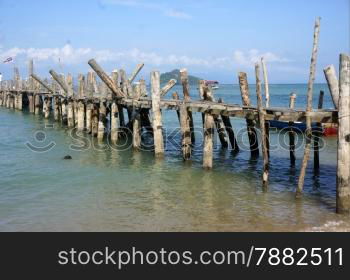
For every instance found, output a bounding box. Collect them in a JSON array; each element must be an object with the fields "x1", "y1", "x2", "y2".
[{"x1": 63, "y1": 155, "x2": 72, "y2": 160}]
